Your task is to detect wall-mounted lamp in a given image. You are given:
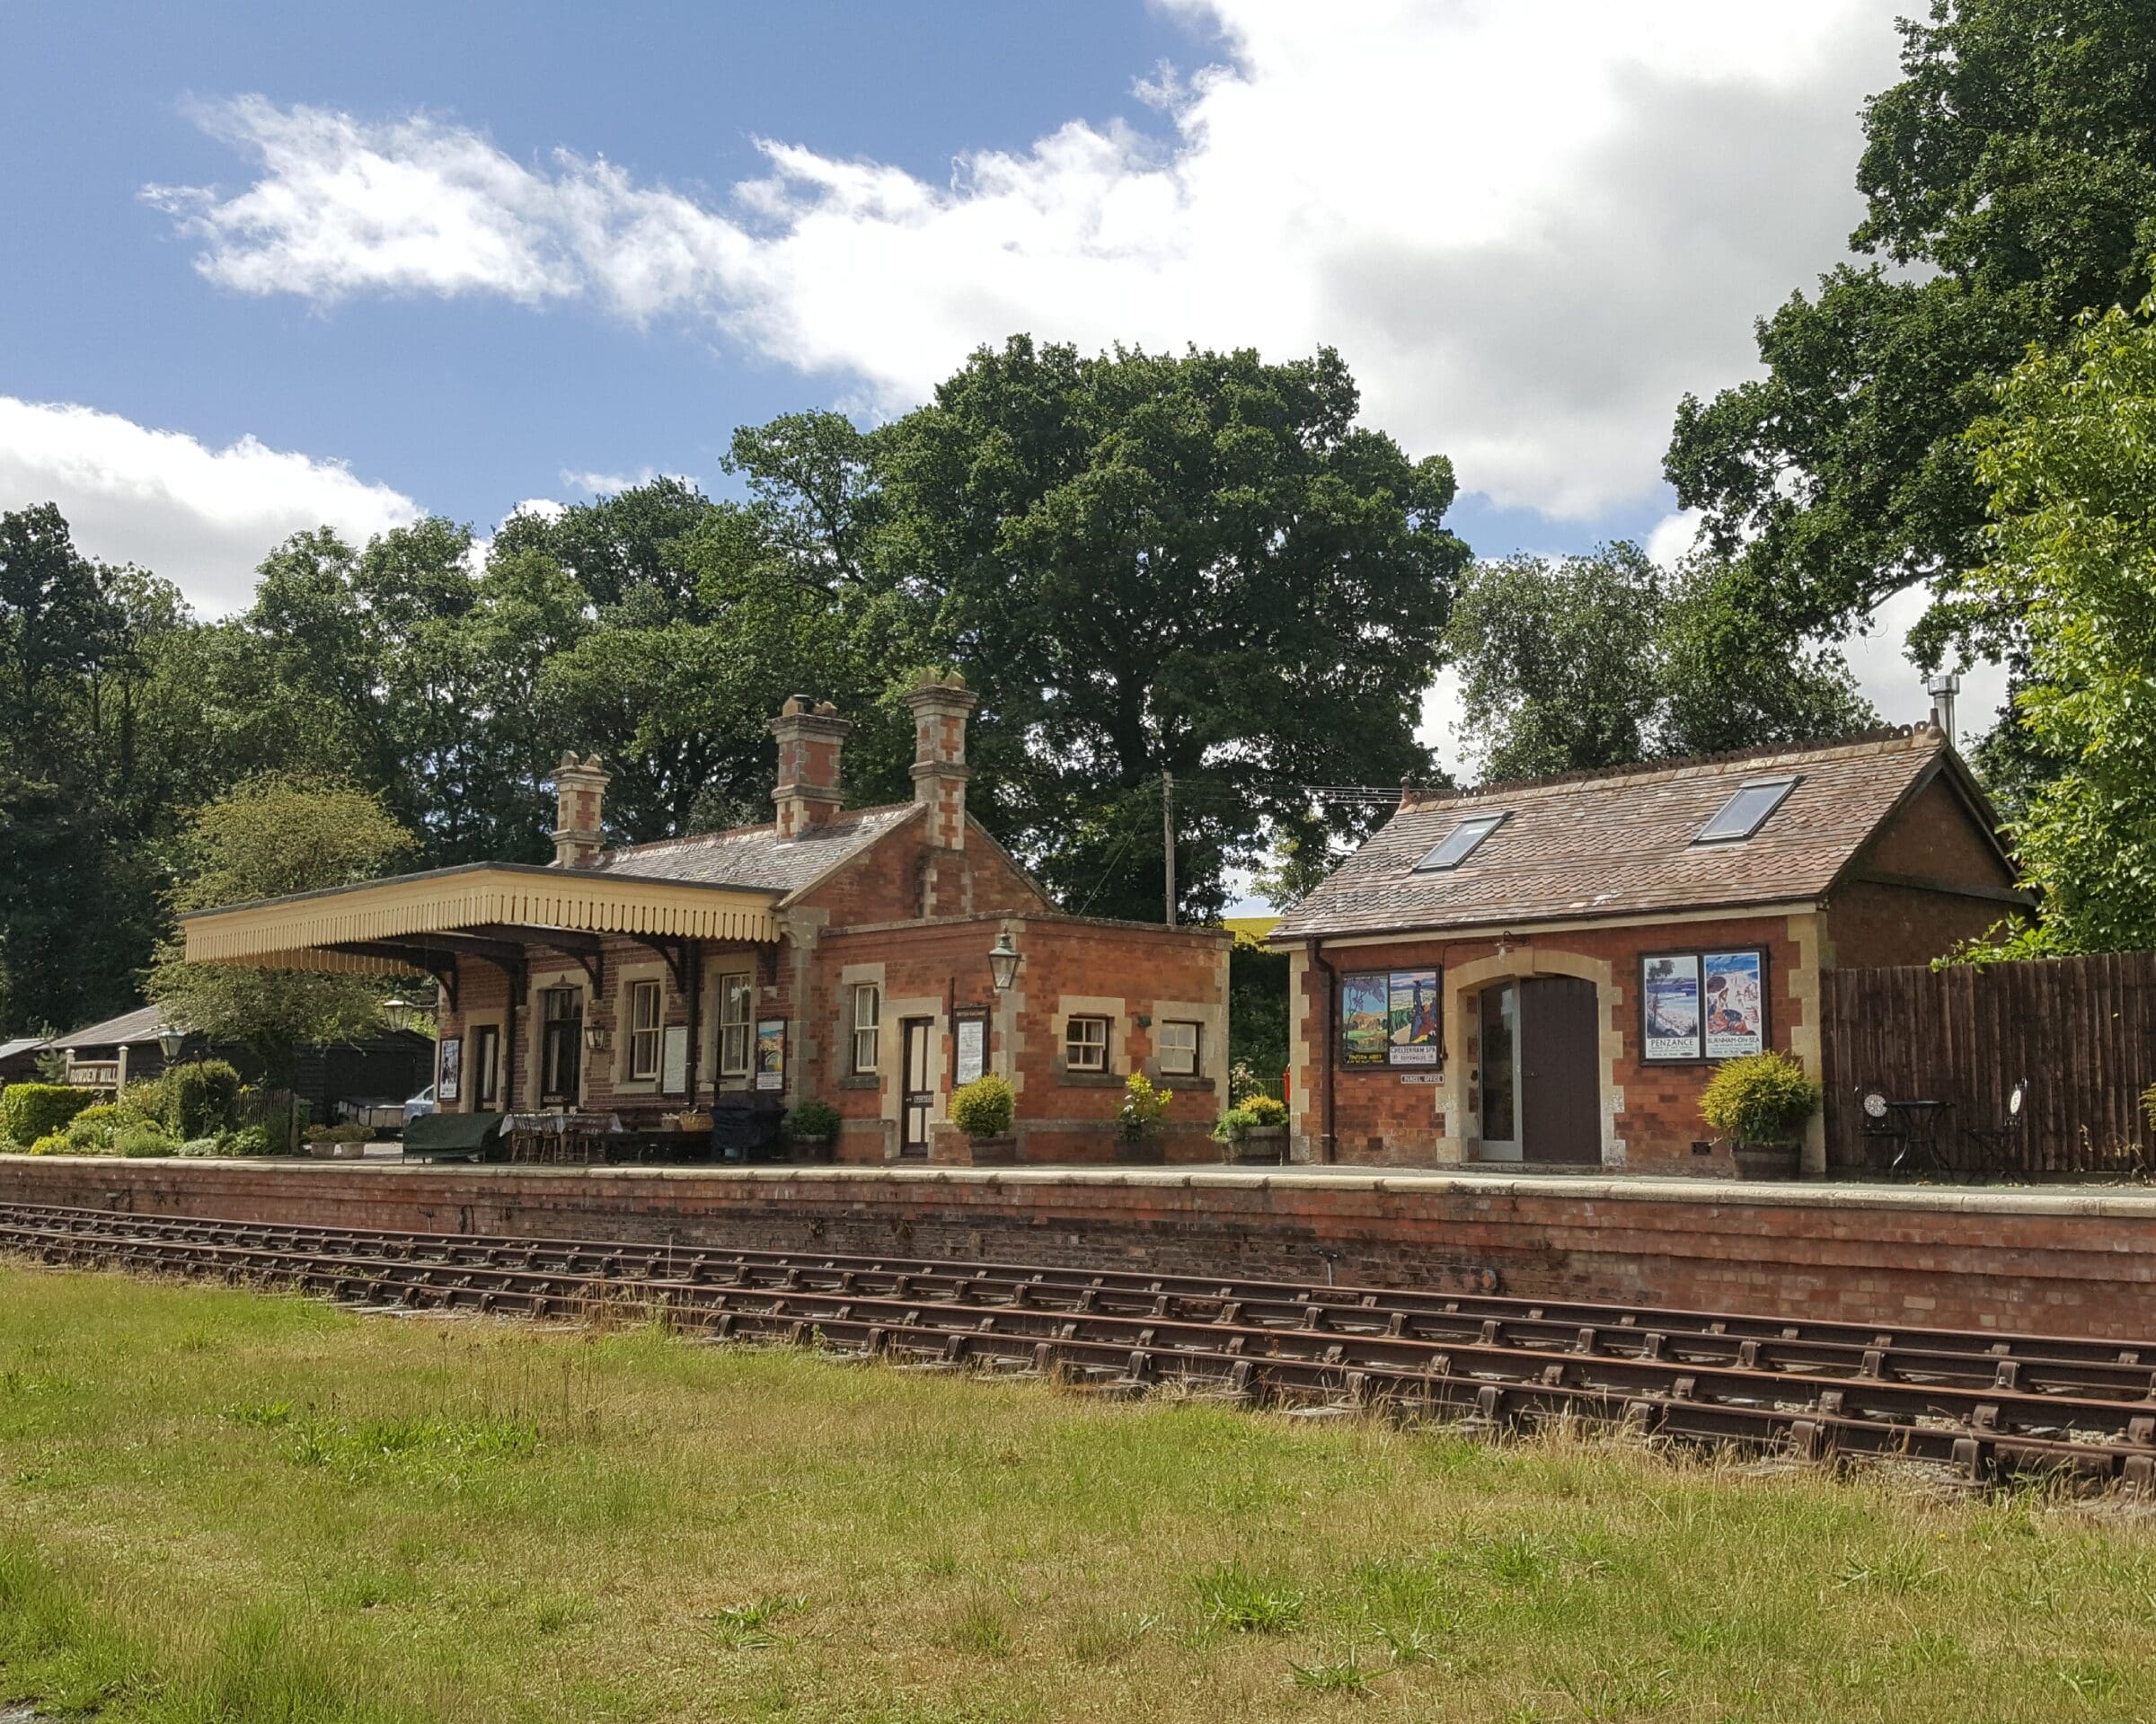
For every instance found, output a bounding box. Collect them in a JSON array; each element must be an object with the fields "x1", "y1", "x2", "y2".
[
  {"x1": 987, "y1": 931, "x2": 1022, "y2": 992},
  {"x1": 380, "y1": 994, "x2": 419, "y2": 1034},
  {"x1": 583, "y1": 1024, "x2": 614, "y2": 1053}
]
